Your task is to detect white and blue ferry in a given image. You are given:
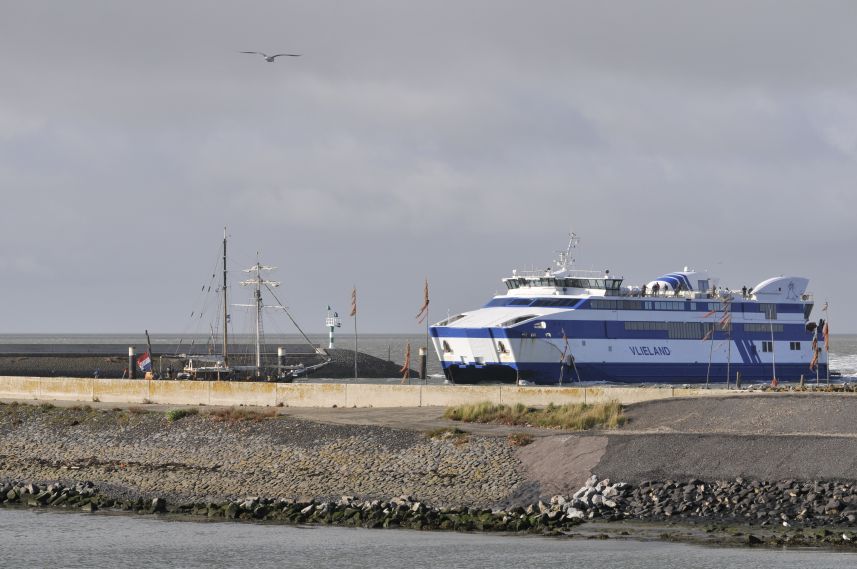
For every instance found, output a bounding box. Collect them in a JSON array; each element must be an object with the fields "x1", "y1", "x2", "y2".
[{"x1": 430, "y1": 235, "x2": 827, "y2": 385}]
